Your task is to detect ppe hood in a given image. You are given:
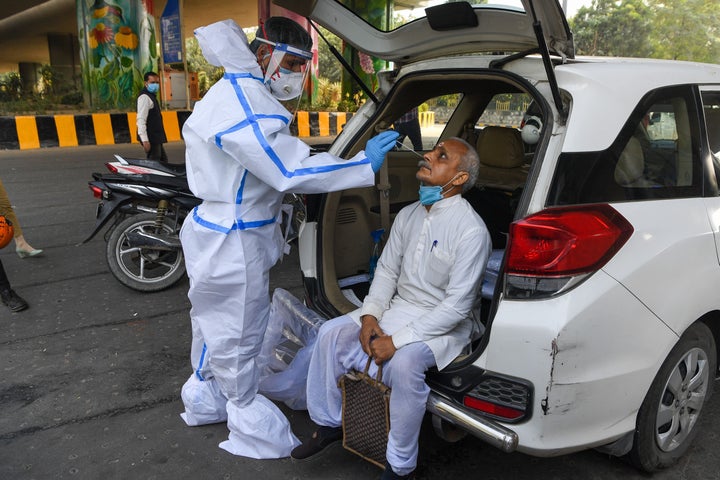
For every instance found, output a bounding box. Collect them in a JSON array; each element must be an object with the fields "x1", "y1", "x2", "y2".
[
  {"x1": 194, "y1": 19, "x2": 263, "y2": 76},
  {"x1": 273, "y1": 0, "x2": 574, "y2": 66}
]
